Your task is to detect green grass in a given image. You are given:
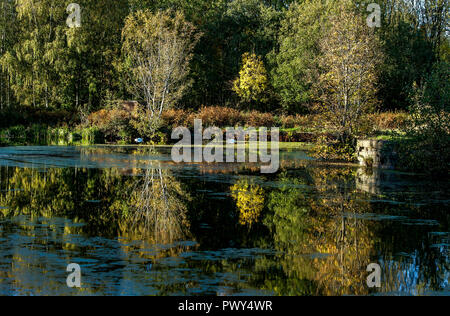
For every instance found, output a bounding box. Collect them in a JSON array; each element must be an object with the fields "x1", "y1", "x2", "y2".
[
  {"x1": 367, "y1": 130, "x2": 409, "y2": 142},
  {"x1": 278, "y1": 142, "x2": 314, "y2": 150}
]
